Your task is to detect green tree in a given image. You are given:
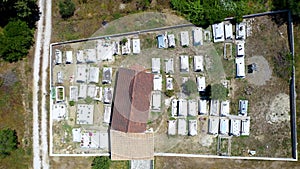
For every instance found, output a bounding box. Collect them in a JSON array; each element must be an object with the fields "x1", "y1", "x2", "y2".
[
  {"x1": 91, "y1": 156, "x2": 111, "y2": 169},
  {"x1": 59, "y1": 0, "x2": 76, "y2": 19},
  {"x1": 0, "y1": 128, "x2": 18, "y2": 157},
  {"x1": 182, "y1": 79, "x2": 197, "y2": 95},
  {"x1": 211, "y1": 84, "x2": 228, "y2": 101},
  {"x1": 0, "y1": 20, "x2": 34, "y2": 62}
]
